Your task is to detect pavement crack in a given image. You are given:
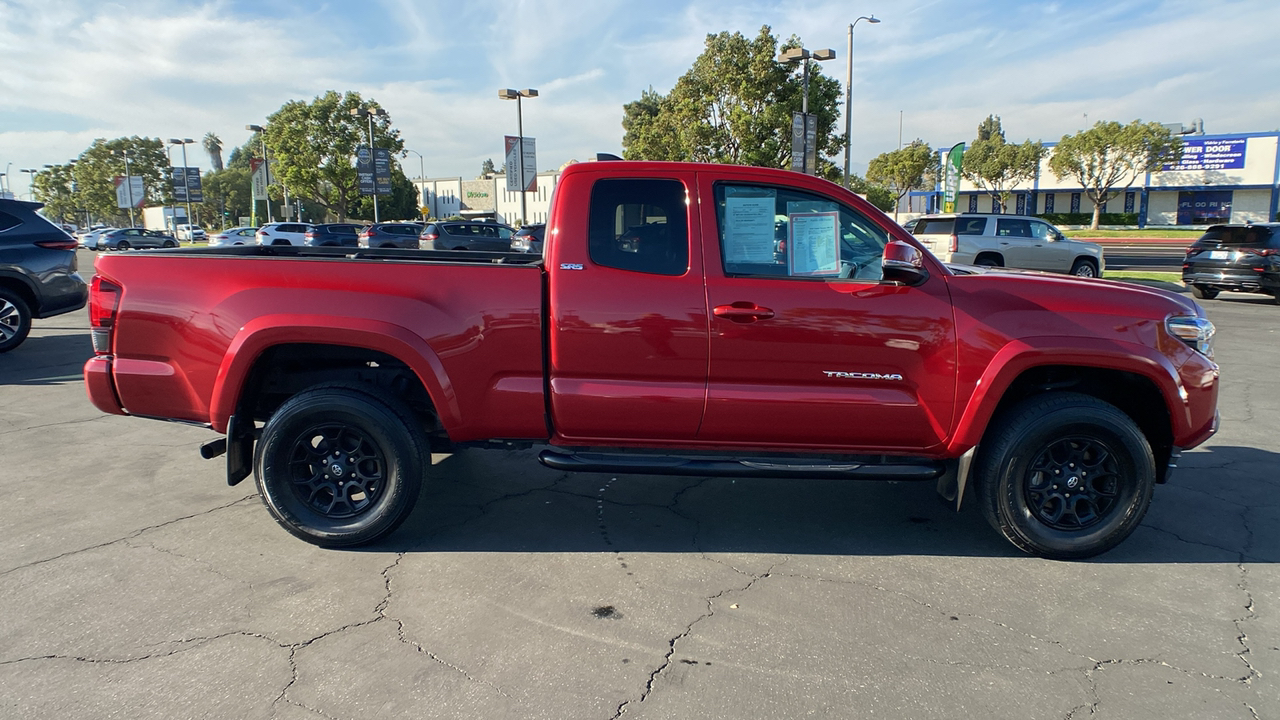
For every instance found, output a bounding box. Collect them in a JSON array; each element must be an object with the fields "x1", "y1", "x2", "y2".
[
  {"x1": 0, "y1": 495, "x2": 258, "y2": 578},
  {"x1": 1232, "y1": 506, "x2": 1260, "y2": 685},
  {"x1": 0, "y1": 630, "x2": 281, "y2": 666},
  {"x1": 385, "y1": 616, "x2": 511, "y2": 698},
  {"x1": 1139, "y1": 524, "x2": 1251, "y2": 558}
]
